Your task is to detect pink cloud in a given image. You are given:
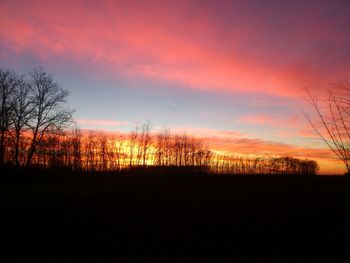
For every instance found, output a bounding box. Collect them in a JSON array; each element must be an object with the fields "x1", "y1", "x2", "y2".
[
  {"x1": 1, "y1": 1, "x2": 349, "y2": 97},
  {"x1": 236, "y1": 114, "x2": 302, "y2": 128},
  {"x1": 298, "y1": 127, "x2": 319, "y2": 138}
]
